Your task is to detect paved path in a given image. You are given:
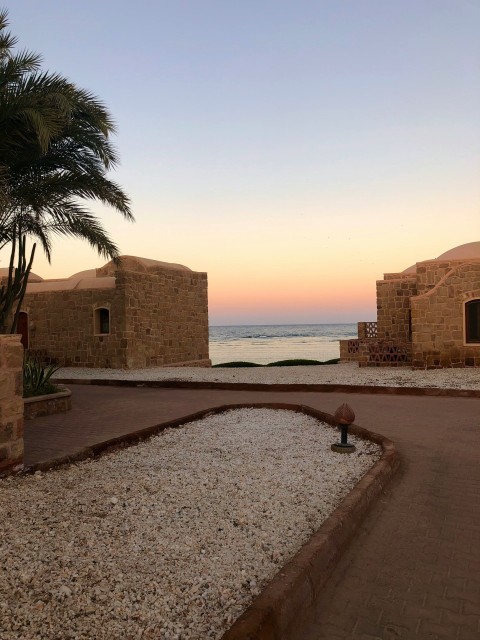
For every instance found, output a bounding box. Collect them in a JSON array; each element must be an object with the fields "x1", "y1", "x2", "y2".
[{"x1": 25, "y1": 386, "x2": 480, "y2": 639}]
